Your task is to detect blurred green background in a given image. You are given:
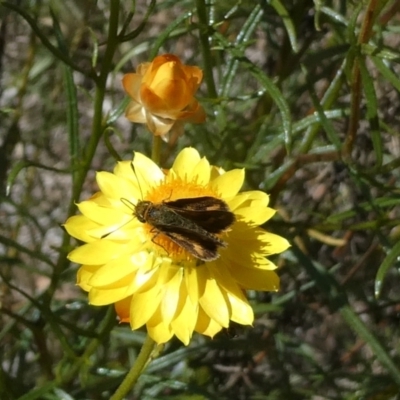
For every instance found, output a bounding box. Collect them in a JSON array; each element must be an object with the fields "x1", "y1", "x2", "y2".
[{"x1": 1, "y1": 0, "x2": 400, "y2": 399}]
